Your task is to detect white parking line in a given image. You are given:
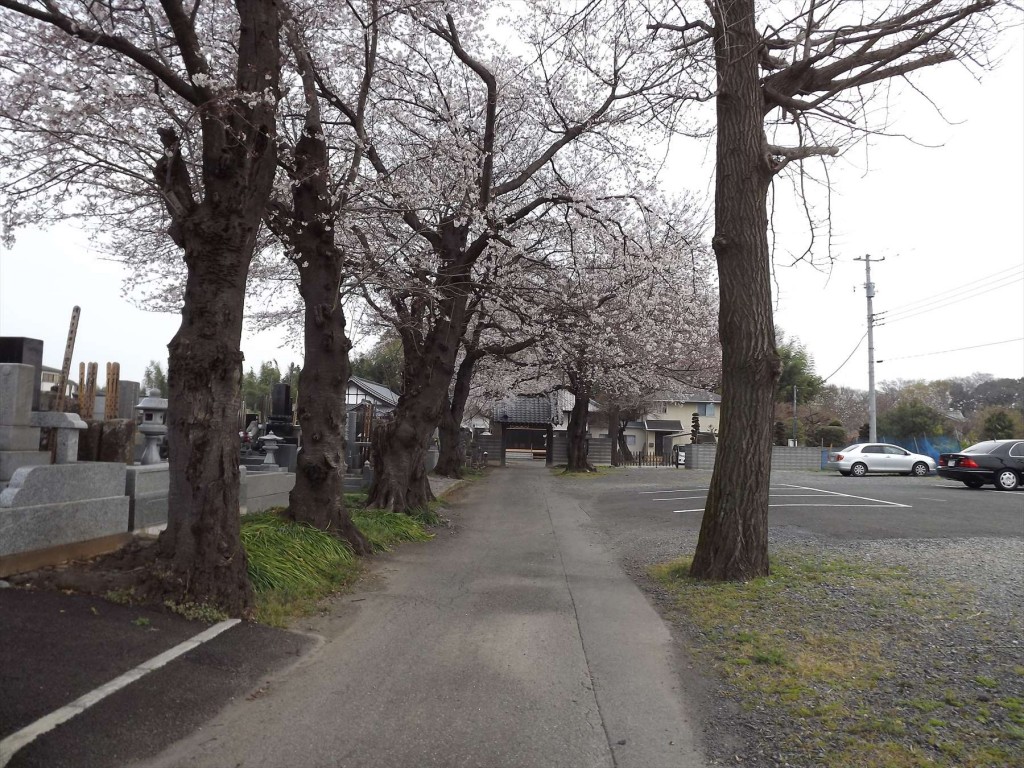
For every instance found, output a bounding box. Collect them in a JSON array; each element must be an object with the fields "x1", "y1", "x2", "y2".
[
  {"x1": 652, "y1": 495, "x2": 708, "y2": 502},
  {"x1": 639, "y1": 488, "x2": 709, "y2": 494},
  {"x1": 775, "y1": 484, "x2": 910, "y2": 508},
  {"x1": 919, "y1": 497, "x2": 948, "y2": 503},
  {"x1": 0, "y1": 619, "x2": 240, "y2": 767}
]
